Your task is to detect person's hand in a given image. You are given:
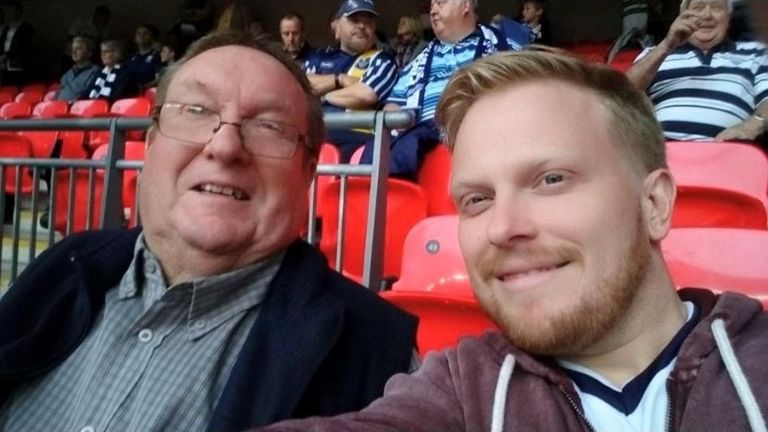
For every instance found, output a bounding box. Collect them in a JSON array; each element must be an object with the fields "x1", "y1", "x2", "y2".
[
  {"x1": 662, "y1": 10, "x2": 703, "y2": 50},
  {"x1": 714, "y1": 117, "x2": 765, "y2": 141}
]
